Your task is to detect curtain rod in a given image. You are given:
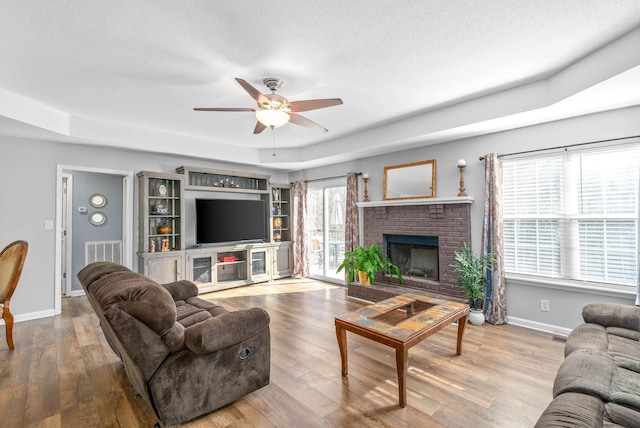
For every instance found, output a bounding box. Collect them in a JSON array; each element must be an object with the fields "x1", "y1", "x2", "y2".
[
  {"x1": 478, "y1": 135, "x2": 640, "y2": 161},
  {"x1": 291, "y1": 172, "x2": 362, "y2": 185}
]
